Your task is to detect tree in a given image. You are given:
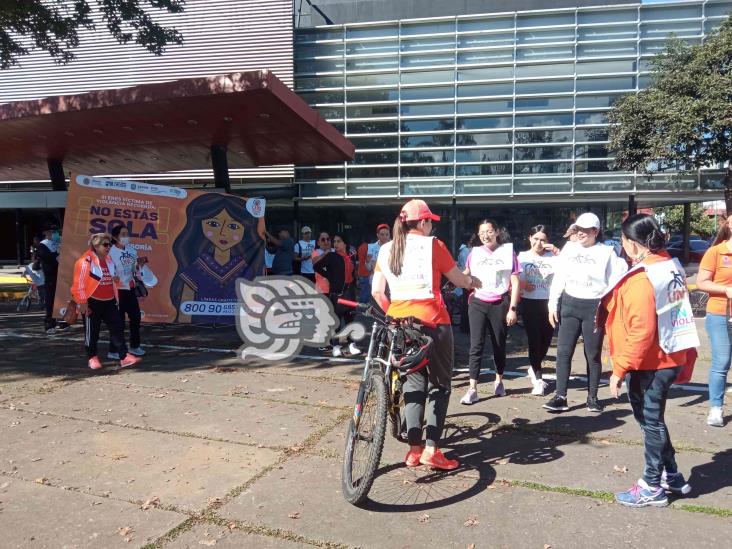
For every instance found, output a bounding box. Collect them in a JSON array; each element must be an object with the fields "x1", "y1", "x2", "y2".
[
  {"x1": 608, "y1": 16, "x2": 732, "y2": 213},
  {"x1": 656, "y1": 204, "x2": 717, "y2": 238},
  {"x1": 0, "y1": 0, "x2": 184, "y2": 70}
]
